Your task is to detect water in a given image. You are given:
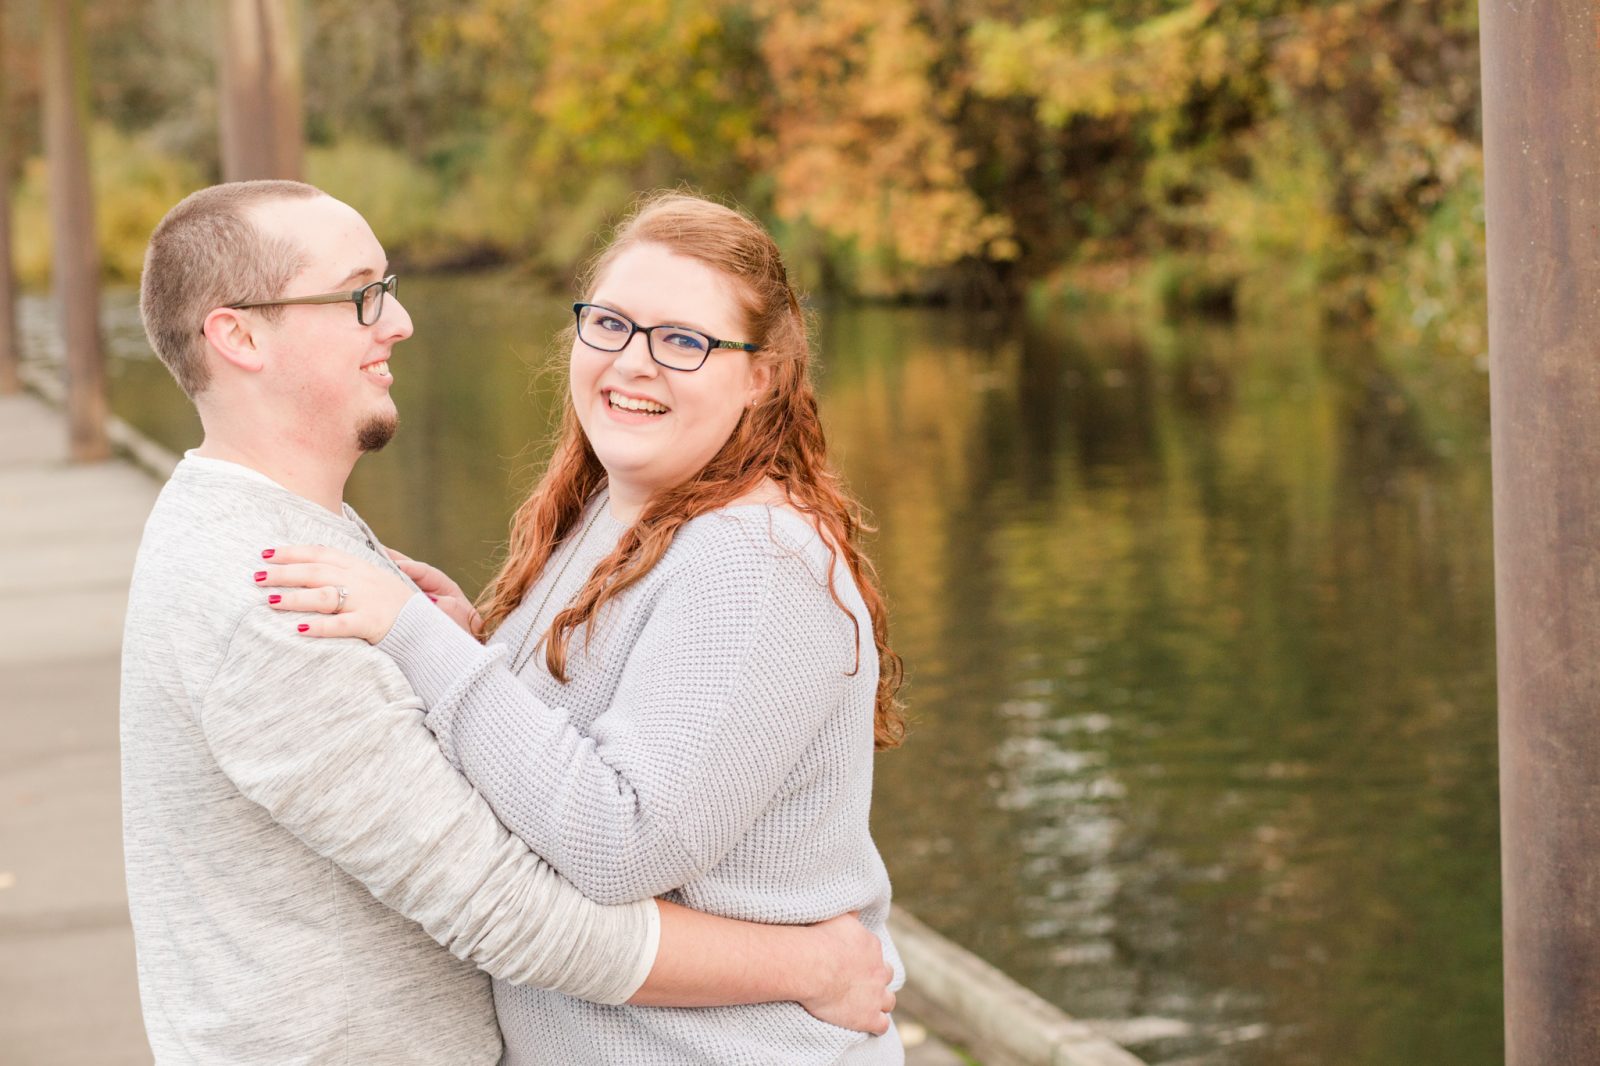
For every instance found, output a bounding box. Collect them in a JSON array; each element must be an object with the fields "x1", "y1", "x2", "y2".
[{"x1": 19, "y1": 278, "x2": 1501, "y2": 1064}]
